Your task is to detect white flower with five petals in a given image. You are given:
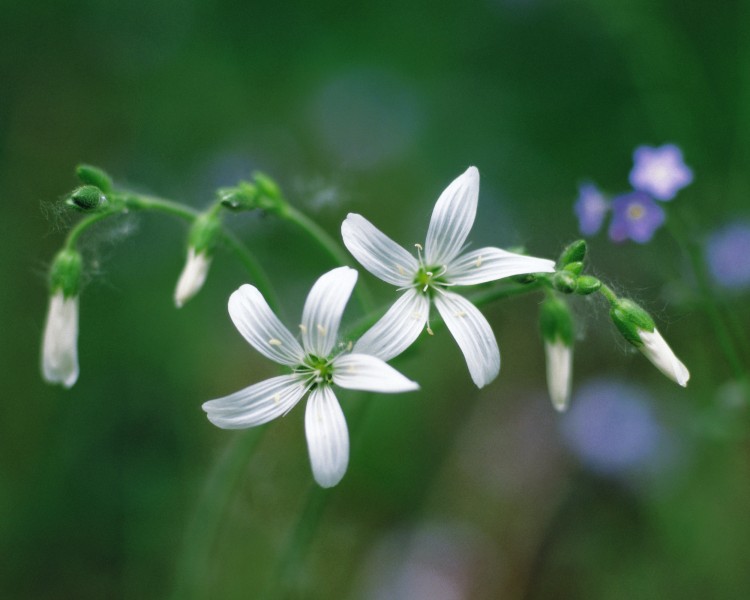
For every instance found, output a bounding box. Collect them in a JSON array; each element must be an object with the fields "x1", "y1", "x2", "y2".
[
  {"x1": 202, "y1": 266, "x2": 419, "y2": 488},
  {"x1": 342, "y1": 167, "x2": 556, "y2": 388}
]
